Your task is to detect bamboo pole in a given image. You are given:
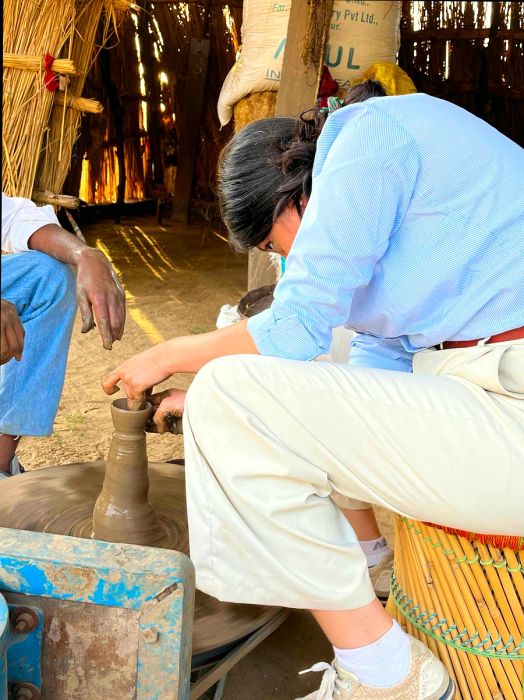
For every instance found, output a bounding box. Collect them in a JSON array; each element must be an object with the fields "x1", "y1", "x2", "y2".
[
  {"x1": 410, "y1": 522, "x2": 476, "y2": 698},
  {"x1": 417, "y1": 524, "x2": 495, "y2": 699}
]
